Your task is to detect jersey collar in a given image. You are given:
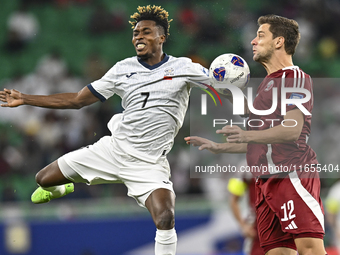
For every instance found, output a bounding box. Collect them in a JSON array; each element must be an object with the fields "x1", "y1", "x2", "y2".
[{"x1": 137, "y1": 53, "x2": 169, "y2": 70}]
